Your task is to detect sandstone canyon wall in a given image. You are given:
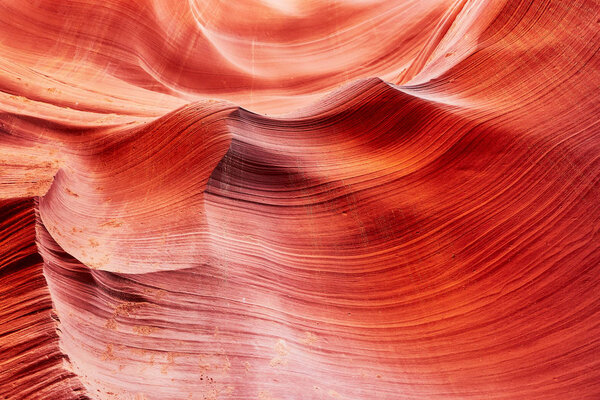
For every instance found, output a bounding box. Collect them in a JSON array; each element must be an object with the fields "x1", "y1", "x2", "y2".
[{"x1": 1, "y1": 0, "x2": 600, "y2": 399}]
